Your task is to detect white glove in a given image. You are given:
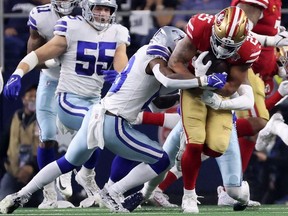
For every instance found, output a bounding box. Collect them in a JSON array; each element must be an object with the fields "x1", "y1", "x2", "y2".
[
  {"x1": 193, "y1": 51, "x2": 212, "y2": 77},
  {"x1": 45, "y1": 58, "x2": 60, "y2": 68},
  {"x1": 278, "y1": 66, "x2": 287, "y2": 78},
  {"x1": 278, "y1": 80, "x2": 288, "y2": 96},
  {"x1": 274, "y1": 31, "x2": 288, "y2": 46},
  {"x1": 201, "y1": 90, "x2": 223, "y2": 110}
]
